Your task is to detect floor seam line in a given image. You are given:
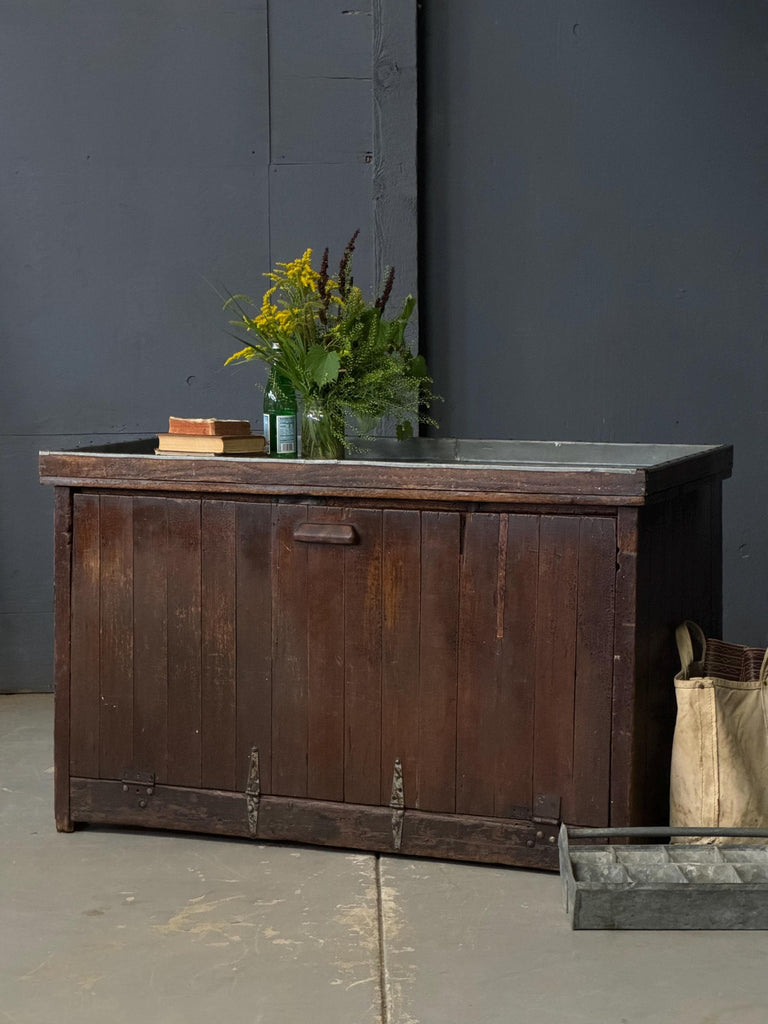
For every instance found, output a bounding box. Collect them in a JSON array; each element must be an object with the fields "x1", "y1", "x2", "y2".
[{"x1": 375, "y1": 853, "x2": 391, "y2": 1024}]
